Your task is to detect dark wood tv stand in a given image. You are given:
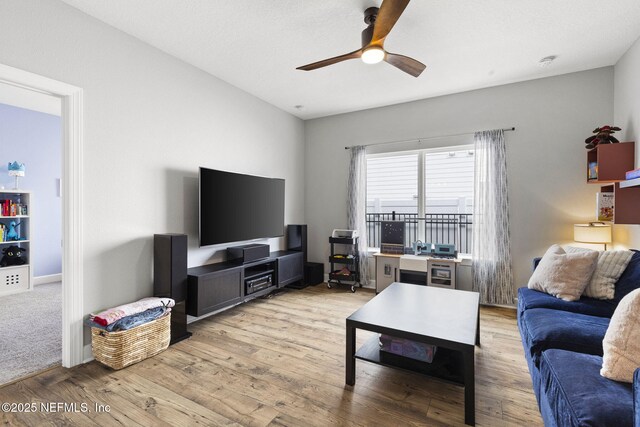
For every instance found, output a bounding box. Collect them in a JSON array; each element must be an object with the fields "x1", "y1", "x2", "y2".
[{"x1": 186, "y1": 250, "x2": 303, "y2": 317}]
